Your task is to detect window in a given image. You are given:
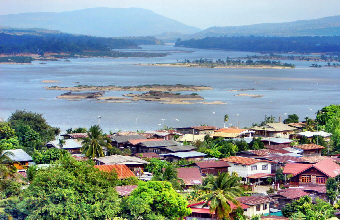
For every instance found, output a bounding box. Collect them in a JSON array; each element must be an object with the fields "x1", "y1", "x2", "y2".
[
  {"x1": 262, "y1": 164, "x2": 268, "y2": 170},
  {"x1": 317, "y1": 176, "x2": 326, "y2": 184},
  {"x1": 256, "y1": 205, "x2": 261, "y2": 211},
  {"x1": 263, "y1": 203, "x2": 268, "y2": 210},
  {"x1": 301, "y1": 175, "x2": 311, "y2": 183},
  {"x1": 251, "y1": 165, "x2": 257, "y2": 171}
]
